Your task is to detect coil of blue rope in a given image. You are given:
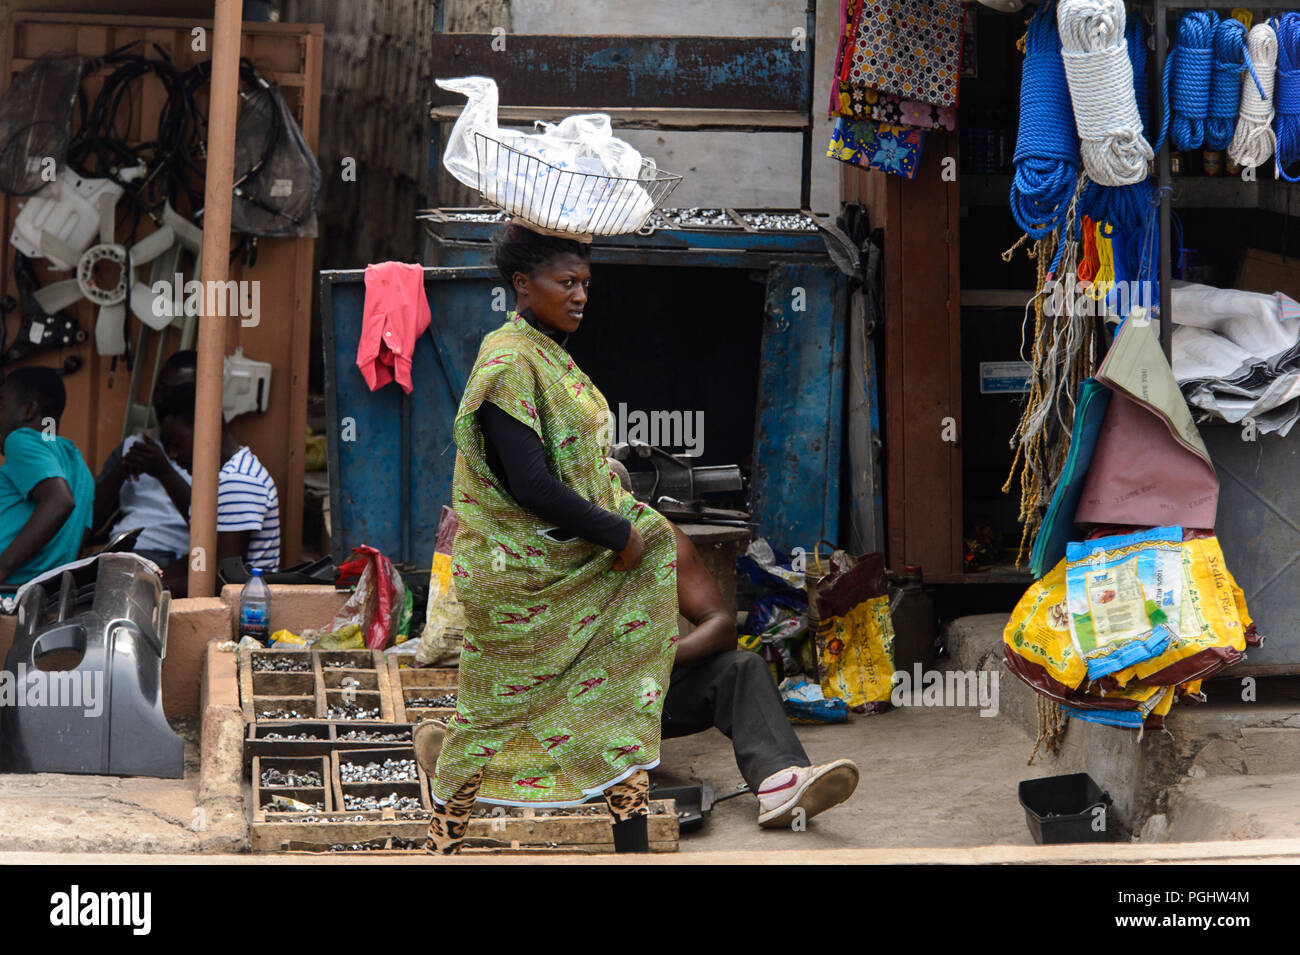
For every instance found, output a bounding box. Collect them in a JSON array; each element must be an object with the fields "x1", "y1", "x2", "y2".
[
  {"x1": 1167, "y1": 10, "x2": 1219, "y2": 152},
  {"x1": 1206, "y1": 16, "x2": 1248, "y2": 150},
  {"x1": 1010, "y1": 0, "x2": 1080, "y2": 240},
  {"x1": 1274, "y1": 12, "x2": 1300, "y2": 181}
]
